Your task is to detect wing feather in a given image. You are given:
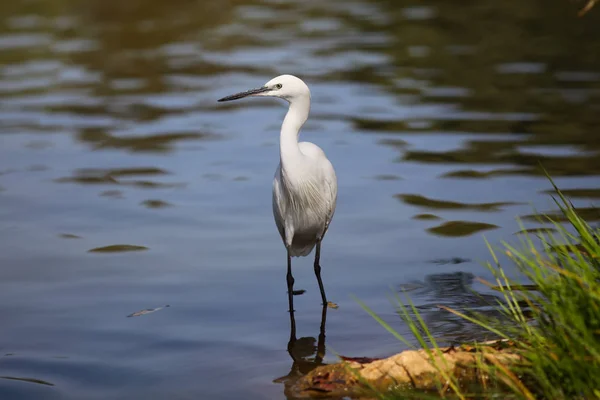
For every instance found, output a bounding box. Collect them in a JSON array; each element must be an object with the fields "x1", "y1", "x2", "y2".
[{"x1": 272, "y1": 142, "x2": 338, "y2": 251}]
